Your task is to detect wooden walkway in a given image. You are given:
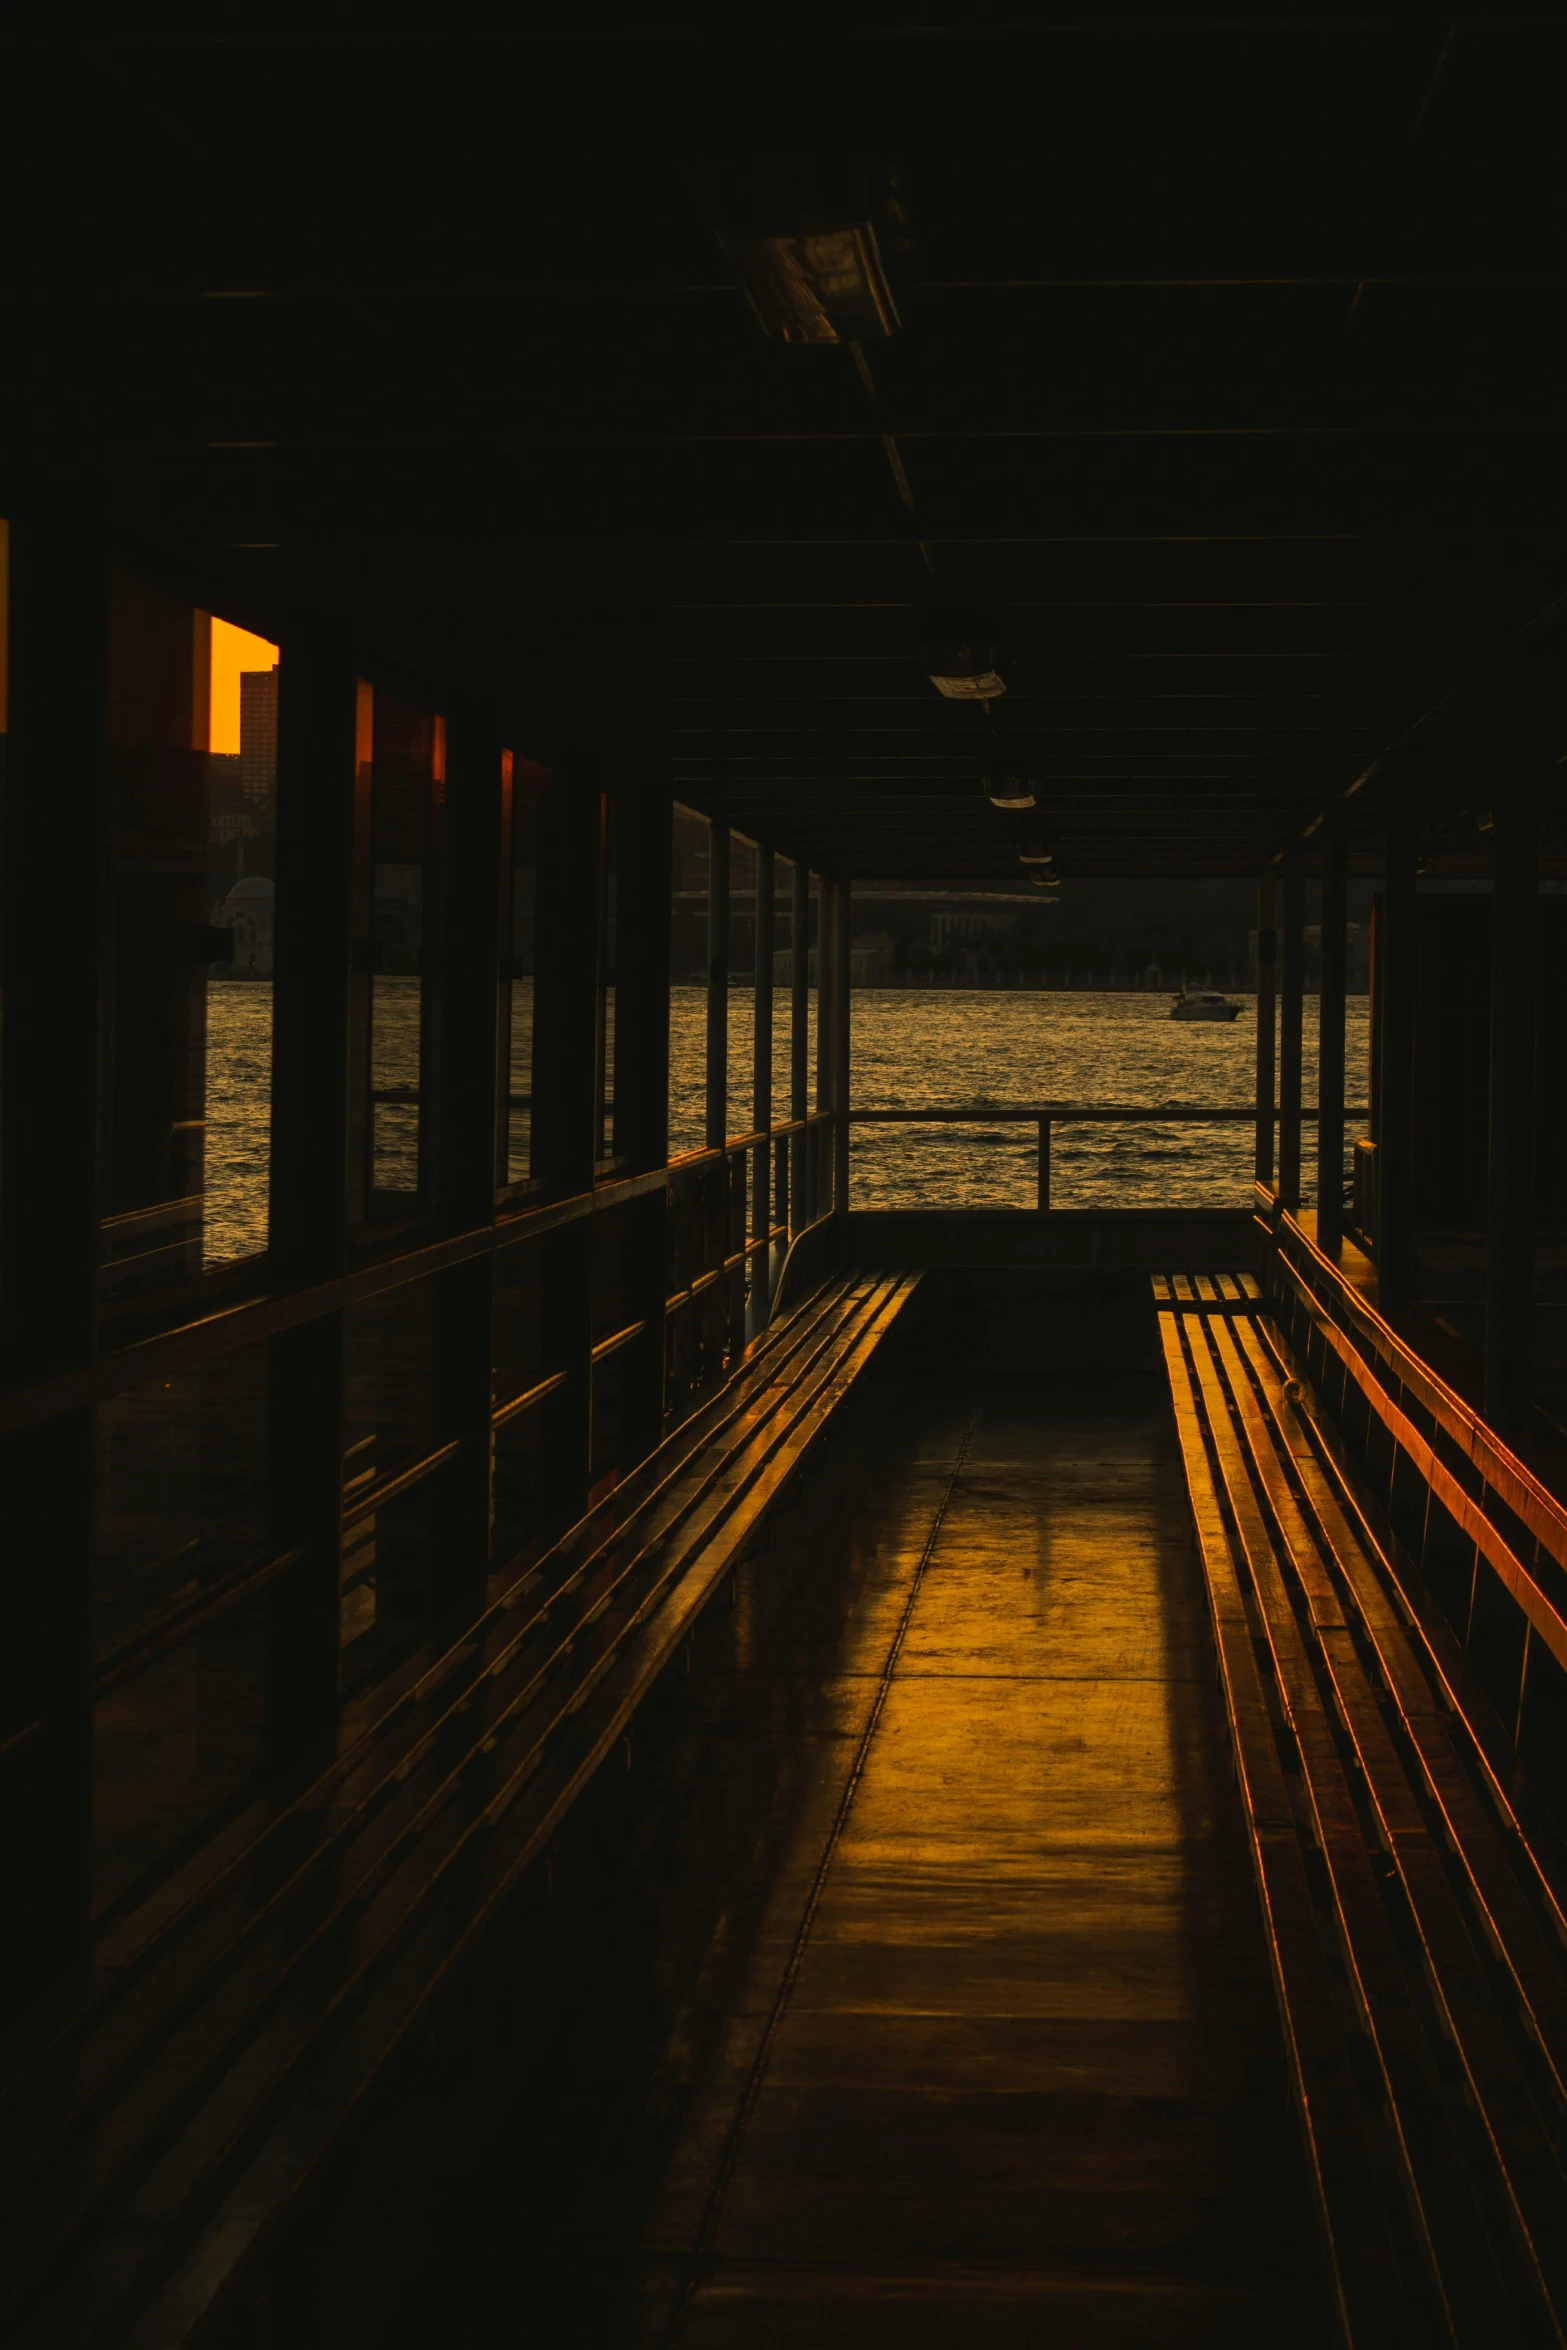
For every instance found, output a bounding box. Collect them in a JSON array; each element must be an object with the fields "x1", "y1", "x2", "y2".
[
  {"x1": 1160, "y1": 1272, "x2": 1567, "y2": 2347},
  {"x1": 573, "y1": 1363, "x2": 1326, "y2": 2345}
]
